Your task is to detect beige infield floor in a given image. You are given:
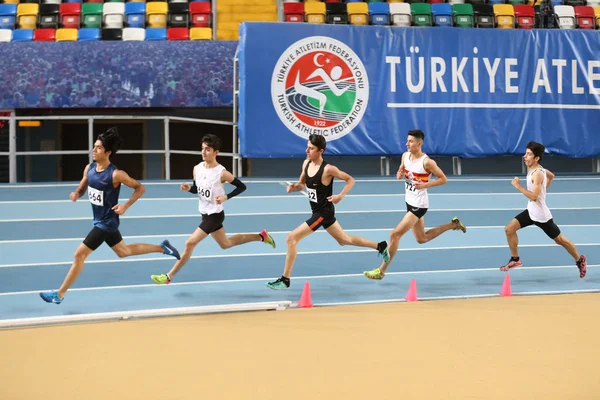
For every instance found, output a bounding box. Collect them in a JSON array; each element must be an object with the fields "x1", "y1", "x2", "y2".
[{"x1": 1, "y1": 293, "x2": 599, "y2": 400}]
